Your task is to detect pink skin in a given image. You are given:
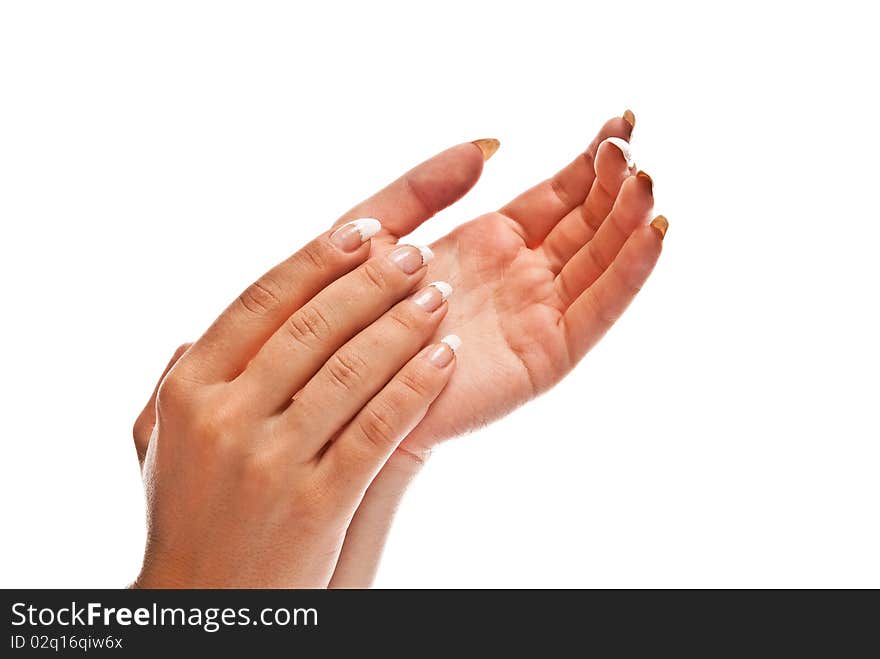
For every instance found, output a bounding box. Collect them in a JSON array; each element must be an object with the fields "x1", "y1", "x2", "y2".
[{"x1": 134, "y1": 115, "x2": 664, "y2": 587}]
